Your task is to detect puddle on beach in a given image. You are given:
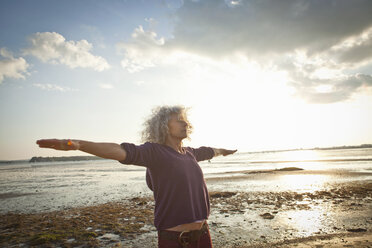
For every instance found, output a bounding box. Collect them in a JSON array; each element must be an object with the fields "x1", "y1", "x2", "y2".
[
  {"x1": 276, "y1": 174, "x2": 329, "y2": 193},
  {"x1": 277, "y1": 206, "x2": 333, "y2": 236}
]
